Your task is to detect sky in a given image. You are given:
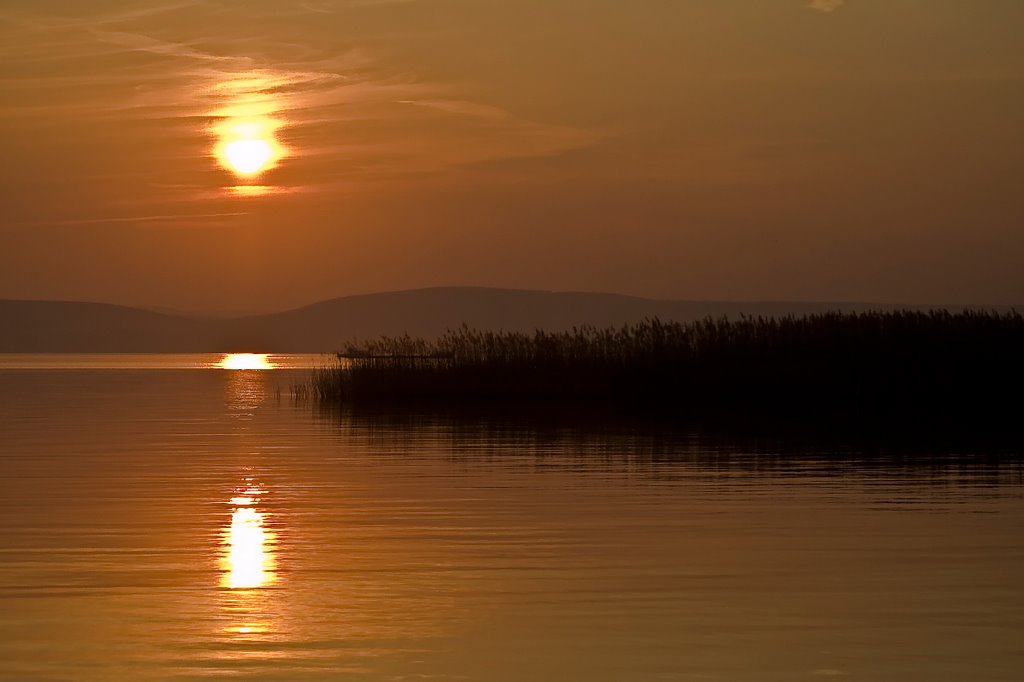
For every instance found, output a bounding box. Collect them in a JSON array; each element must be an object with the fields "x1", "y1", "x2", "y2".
[{"x1": 0, "y1": 0, "x2": 1022, "y2": 313}]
